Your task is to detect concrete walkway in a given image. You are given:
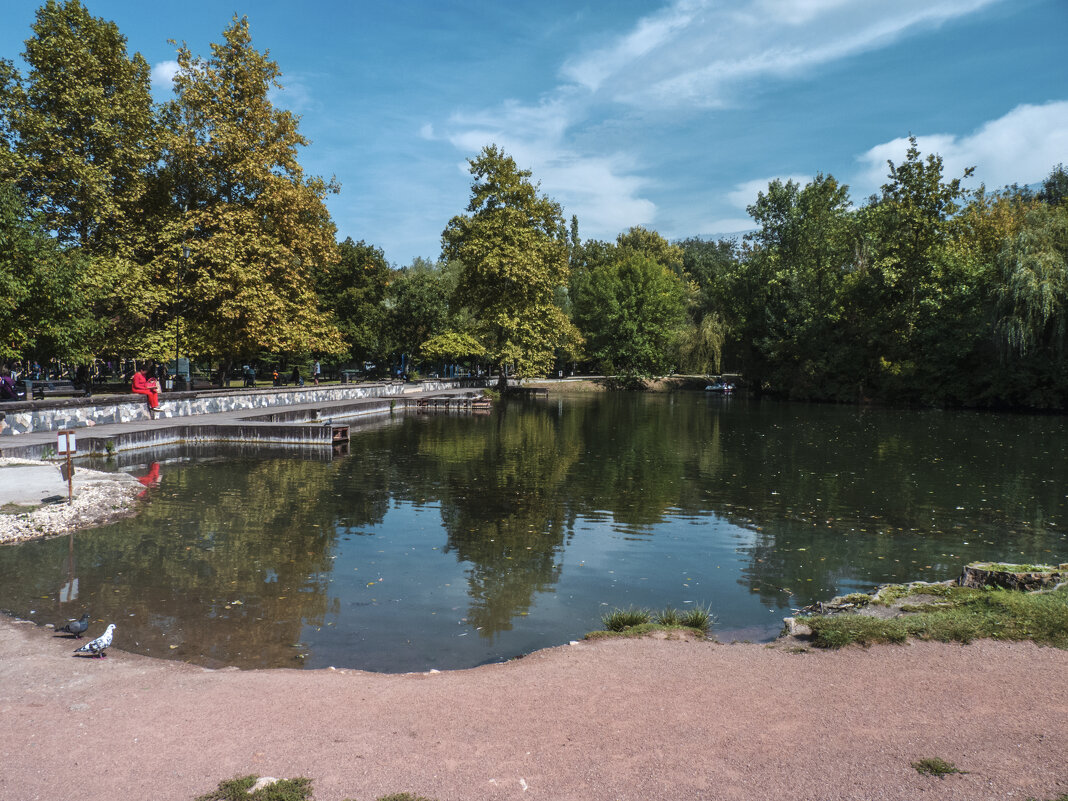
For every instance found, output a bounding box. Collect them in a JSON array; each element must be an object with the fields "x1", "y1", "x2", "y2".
[{"x1": 0, "y1": 384, "x2": 484, "y2": 460}]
